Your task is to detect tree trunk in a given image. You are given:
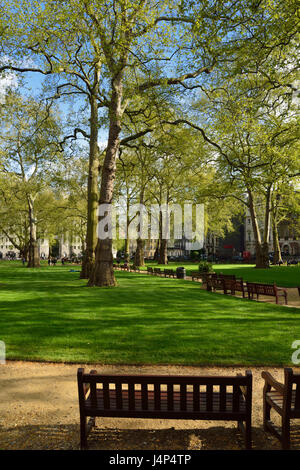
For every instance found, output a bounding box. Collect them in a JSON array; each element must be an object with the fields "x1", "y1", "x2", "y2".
[
  {"x1": 159, "y1": 239, "x2": 168, "y2": 264},
  {"x1": 247, "y1": 188, "x2": 269, "y2": 268},
  {"x1": 27, "y1": 196, "x2": 40, "y2": 268},
  {"x1": 158, "y1": 204, "x2": 168, "y2": 264},
  {"x1": 255, "y1": 241, "x2": 269, "y2": 269},
  {"x1": 272, "y1": 219, "x2": 282, "y2": 265},
  {"x1": 124, "y1": 237, "x2": 130, "y2": 263},
  {"x1": 134, "y1": 189, "x2": 145, "y2": 266},
  {"x1": 88, "y1": 74, "x2": 124, "y2": 287},
  {"x1": 124, "y1": 199, "x2": 130, "y2": 263},
  {"x1": 154, "y1": 239, "x2": 160, "y2": 261},
  {"x1": 81, "y1": 91, "x2": 100, "y2": 279},
  {"x1": 135, "y1": 238, "x2": 145, "y2": 266}
]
